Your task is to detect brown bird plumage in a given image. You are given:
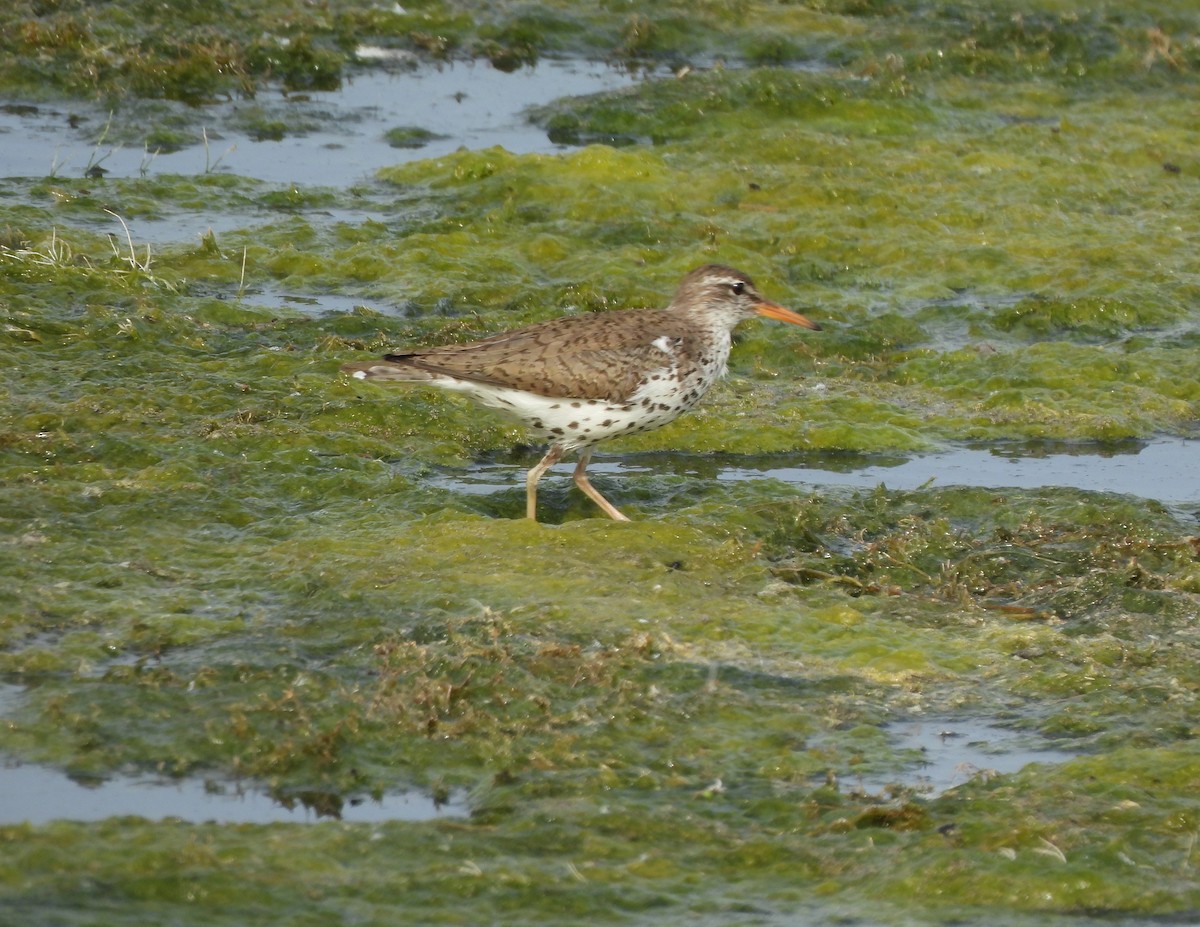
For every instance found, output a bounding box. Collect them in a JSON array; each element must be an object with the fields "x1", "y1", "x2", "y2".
[{"x1": 341, "y1": 264, "x2": 820, "y2": 521}]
